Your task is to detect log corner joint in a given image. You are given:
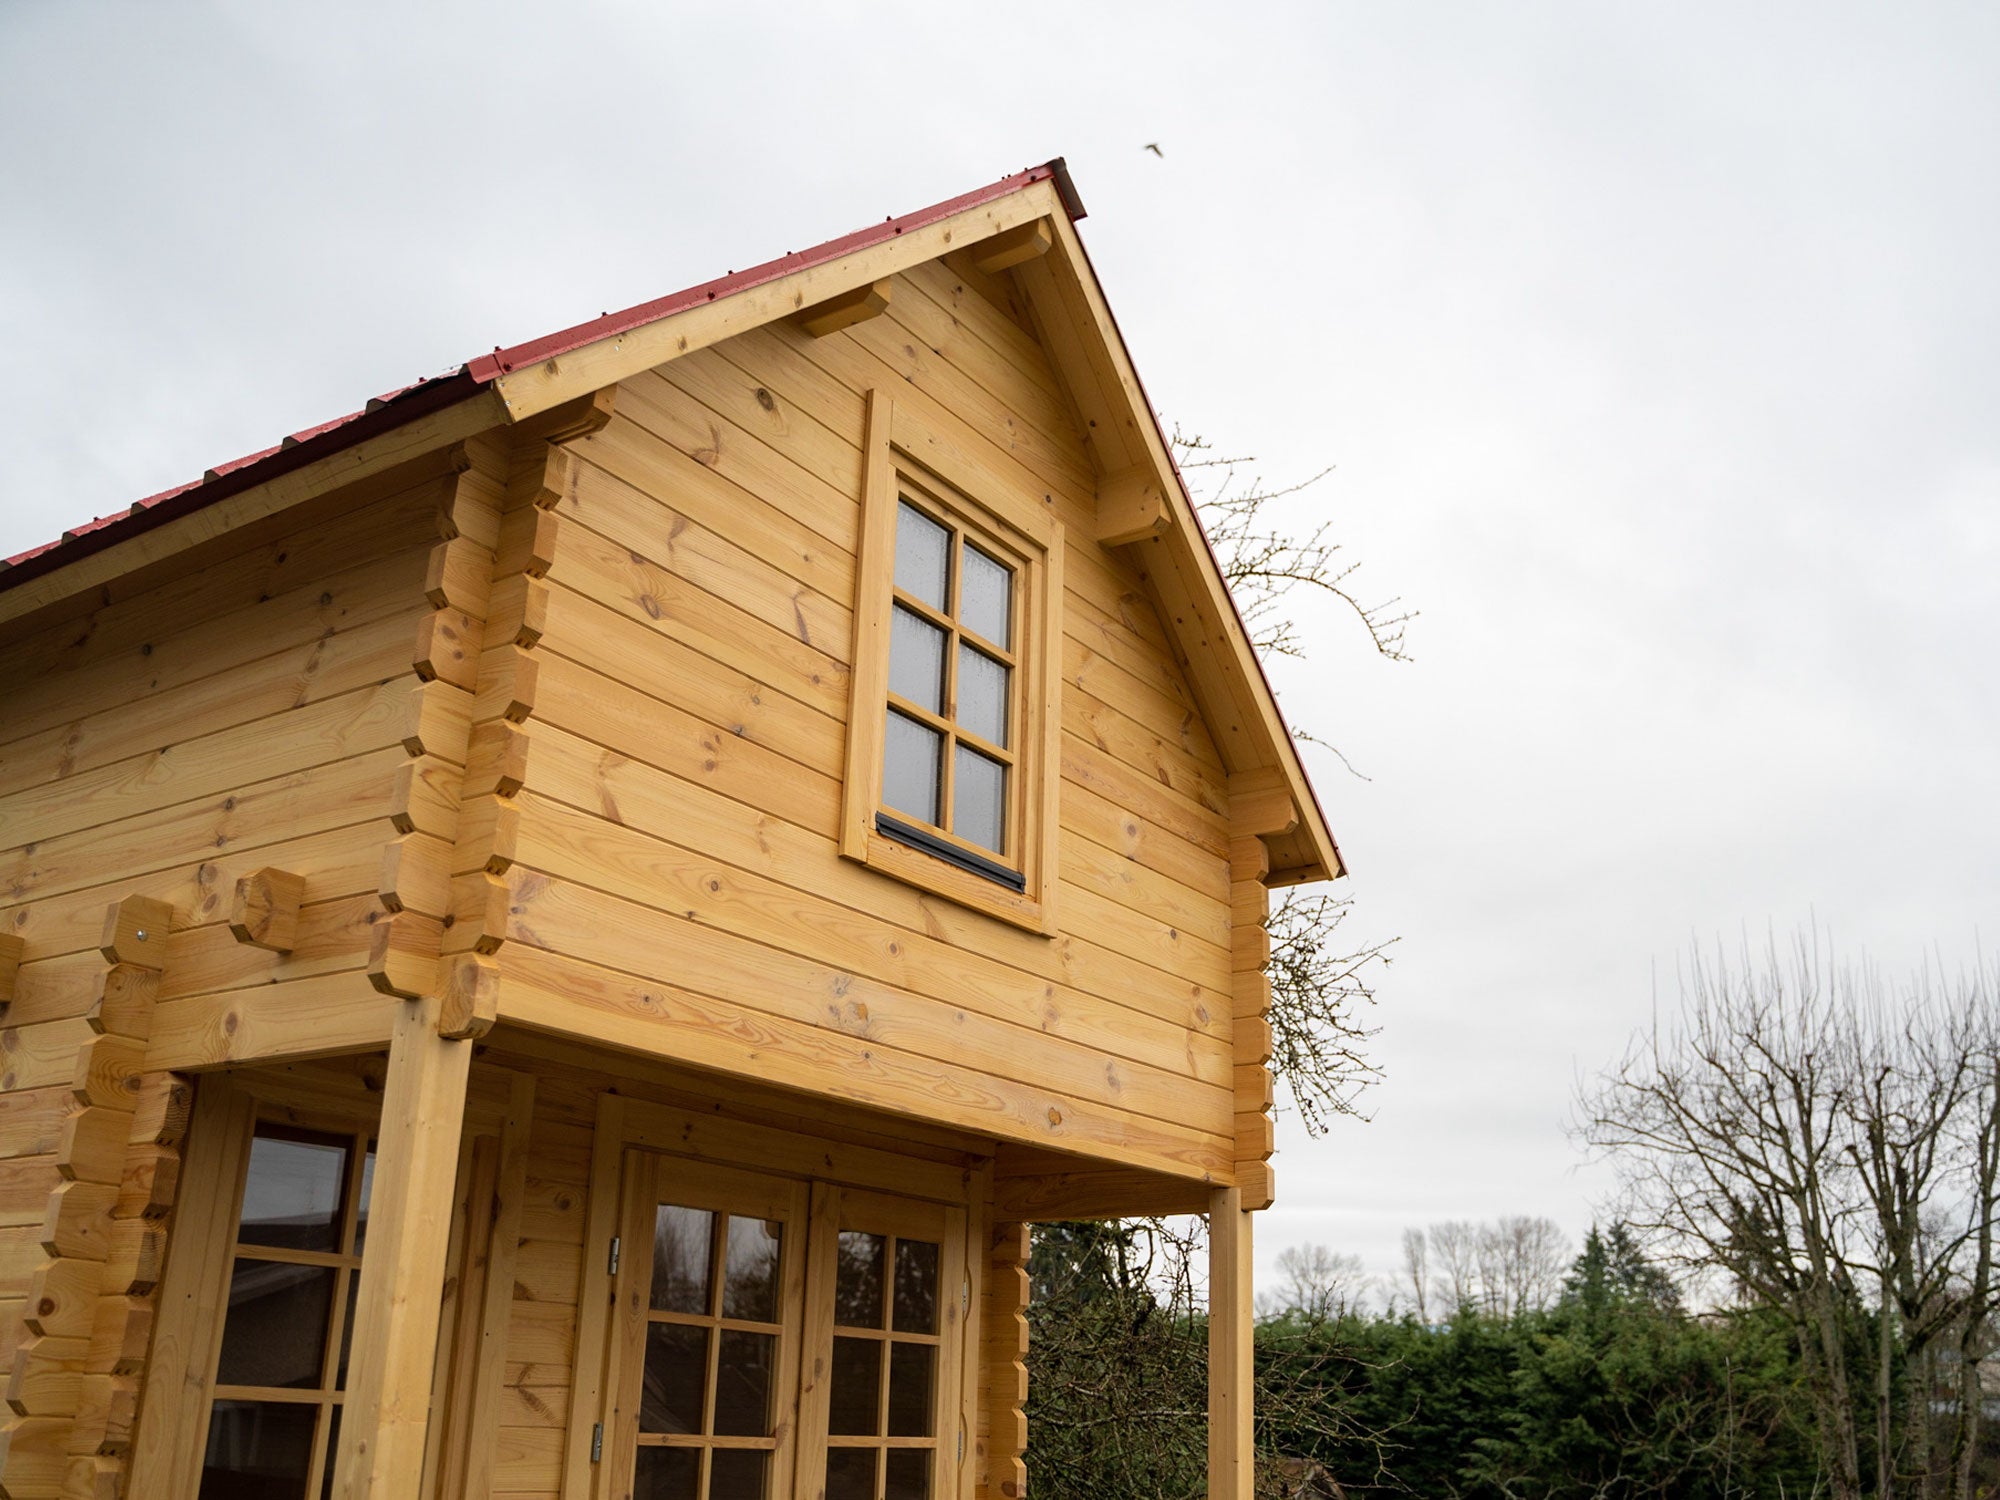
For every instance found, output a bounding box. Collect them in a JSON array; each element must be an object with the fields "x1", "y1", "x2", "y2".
[{"x1": 230, "y1": 867, "x2": 307, "y2": 954}]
